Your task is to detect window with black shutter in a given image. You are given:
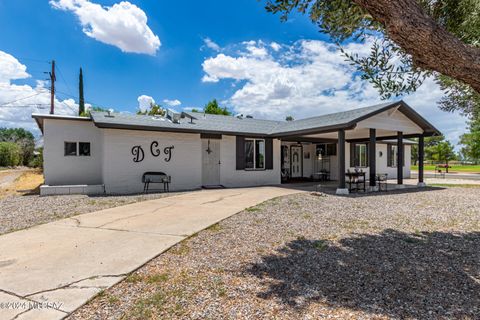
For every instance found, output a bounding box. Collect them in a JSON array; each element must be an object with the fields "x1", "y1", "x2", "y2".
[
  {"x1": 236, "y1": 136, "x2": 273, "y2": 170},
  {"x1": 350, "y1": 143, "x2": 368, "y2": 167},
  {"x1": 387, "y1": 144, "x2": 404, "y2": 167}
]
